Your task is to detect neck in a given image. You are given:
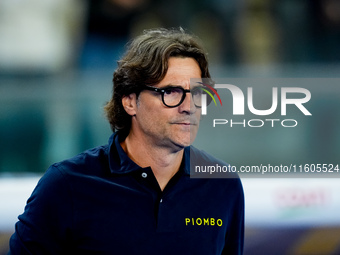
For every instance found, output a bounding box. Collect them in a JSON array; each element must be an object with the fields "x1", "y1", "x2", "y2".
[{"x1": 120, "y1": 131, "x2": 184, "y2": 191}]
